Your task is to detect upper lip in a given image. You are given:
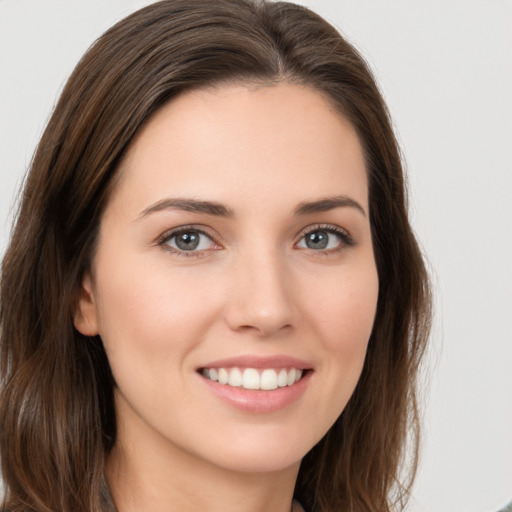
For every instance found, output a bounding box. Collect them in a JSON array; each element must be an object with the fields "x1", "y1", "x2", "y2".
[{"x1": 198, "y1": 355, "x2": 313, "y2": 370}]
